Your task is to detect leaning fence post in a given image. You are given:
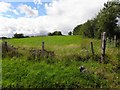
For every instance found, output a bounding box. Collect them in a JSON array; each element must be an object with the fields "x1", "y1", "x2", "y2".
[
  {"x1": 101, "y1": 32, "x2": 107, "y2": 63},
  {"x1": 90, "y1": 42, "x2": 94, "y2": 58}
]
